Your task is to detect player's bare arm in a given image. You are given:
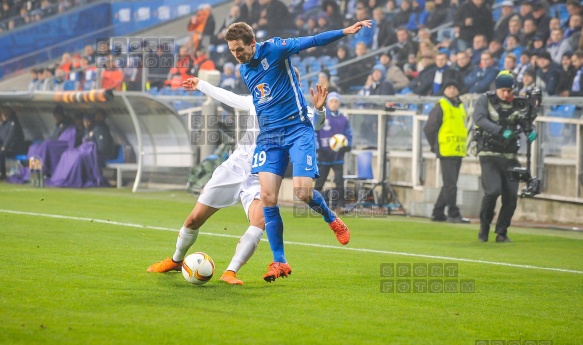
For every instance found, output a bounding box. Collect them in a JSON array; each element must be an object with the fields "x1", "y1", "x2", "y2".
[
  {"x1": 343, "y1": 20, "x2": 372, "y2": 35},
  {"x1": 310, "y1": 84, "x2": 328, "y2": 111},
  {"x1": 182, "y1": 77, "x2": 200, "y2": 91}
]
